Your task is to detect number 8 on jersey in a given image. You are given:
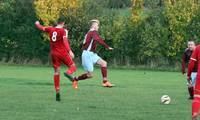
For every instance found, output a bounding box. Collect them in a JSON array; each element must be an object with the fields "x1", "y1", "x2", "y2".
[{"x1": 52, "y1": 31, "x2": 57, "y2": 42}]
